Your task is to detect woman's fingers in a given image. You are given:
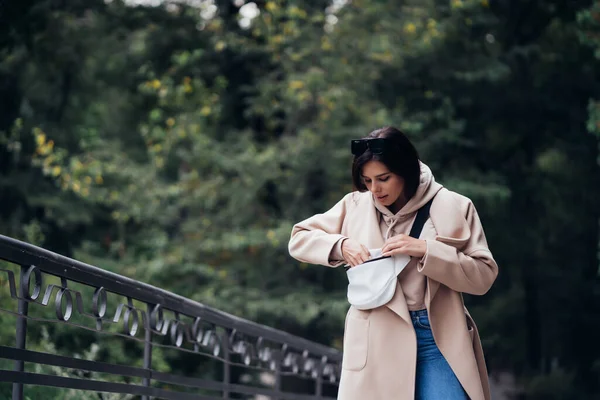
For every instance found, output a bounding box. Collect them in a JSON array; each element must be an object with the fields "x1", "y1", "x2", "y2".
[
  {"x1": 347, "y1": 254, "x2": 359, "y2": 267},
  {"x1": 382, "y1": 248, "x2": 400, "y2": 257},
  {"x1": 348, "y1": 256, "x2": 357, "y2": 267},
  {"x1": 348, "y1": 252, "x2": 367, "y2": 266},
  {"x1": 381, "y1": 243, "x2": 395, "y2": 255},
  {"x1": 382, "y1": 243, "x2": 405, "y2": 257},
  {"x1": 382, "y1": 235, "x2": 408, "y2": 255},
  {"x1": 381, "y1": 240, "x2": 394, "y2": 255},
  {"x1": 343, "y1": 240, "x2": 375, "y2": 266},
  {"x1": 356, "y1": 253, "x2": 367, "y2": 264},
  {"x1": 360, "y1": 245, "x2": 370, "y2": 261}
]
